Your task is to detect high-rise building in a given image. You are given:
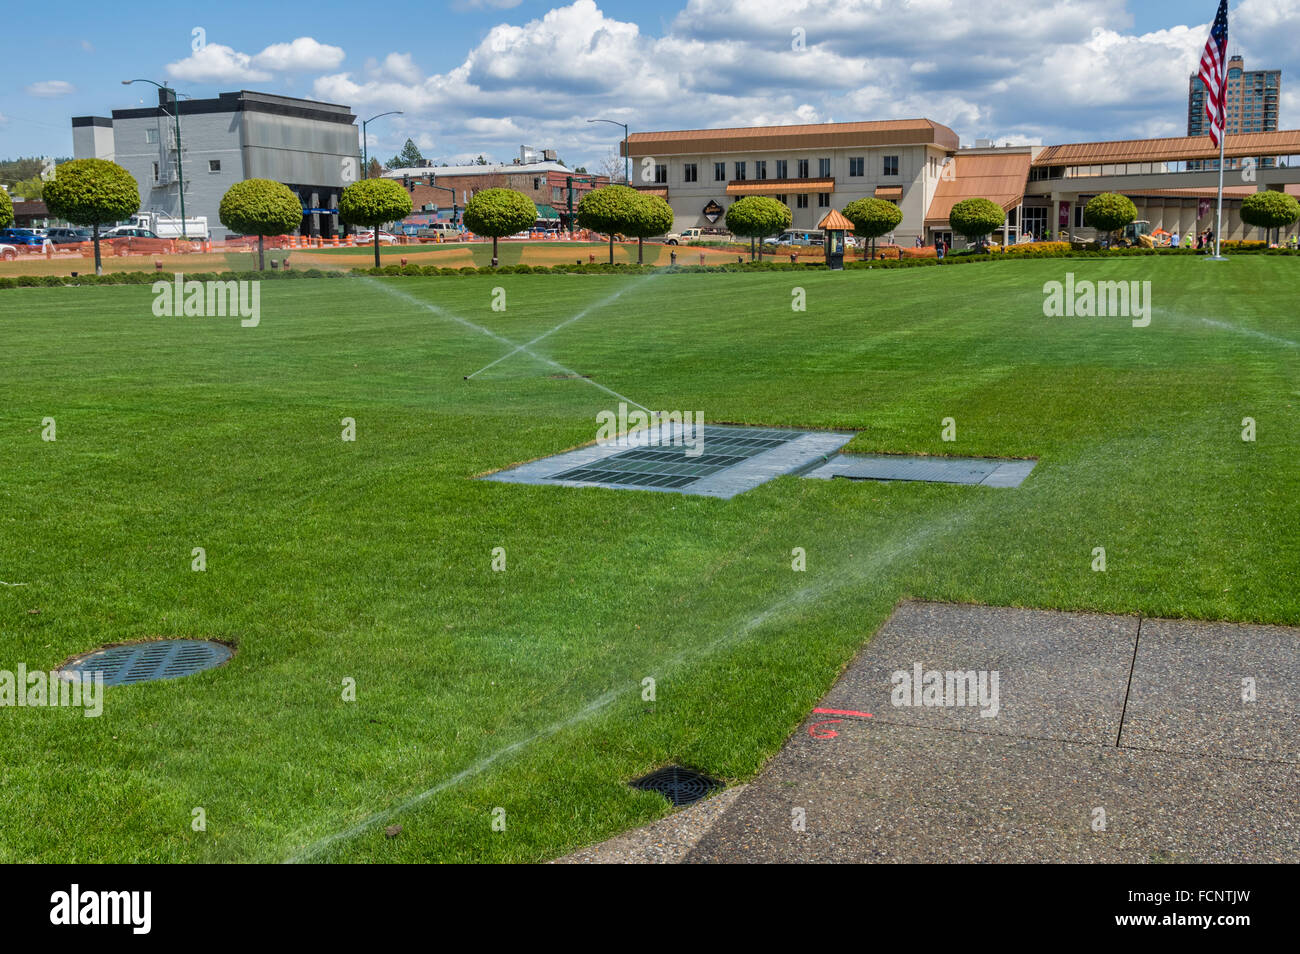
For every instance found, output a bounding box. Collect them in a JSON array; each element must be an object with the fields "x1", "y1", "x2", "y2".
[{"x1": 1188, "y1": 56, "x2": 1281, "y2": 137}]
